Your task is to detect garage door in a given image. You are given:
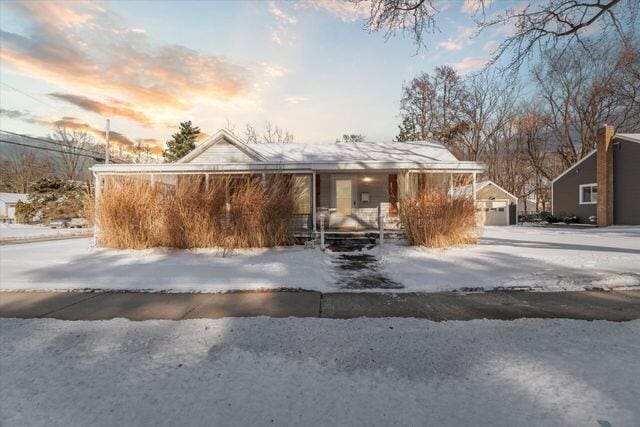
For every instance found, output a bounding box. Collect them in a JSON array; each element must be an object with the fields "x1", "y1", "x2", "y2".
[
  {"x1": 479, "y1": 200, "x2": 508, "y2": 226},
  {"x1": 7, "y1": 205, "x2": 16, "y2": 219}
]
